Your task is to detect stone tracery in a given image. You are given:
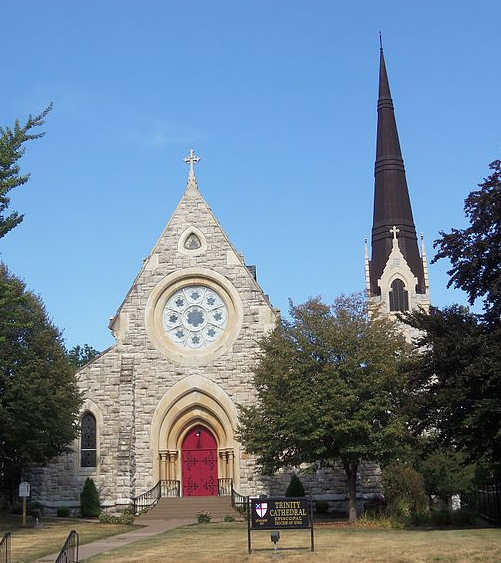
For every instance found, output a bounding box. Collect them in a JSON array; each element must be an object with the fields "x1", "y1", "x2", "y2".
[{"x1": 163, "y1": 285, "x2": 228, "y2": 349}]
